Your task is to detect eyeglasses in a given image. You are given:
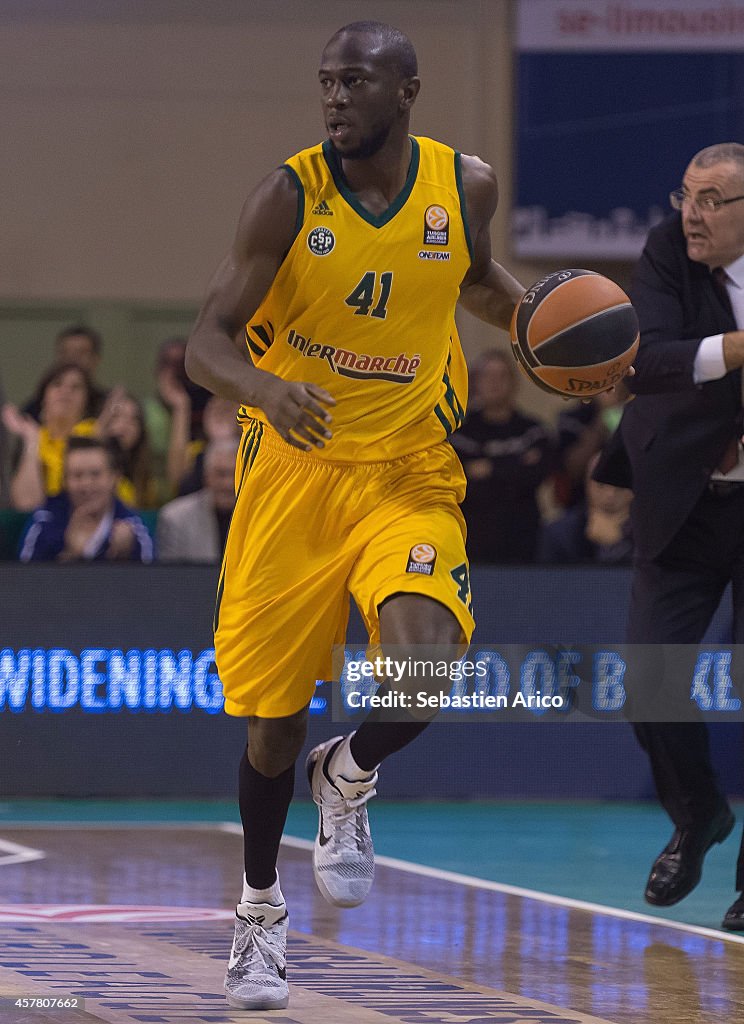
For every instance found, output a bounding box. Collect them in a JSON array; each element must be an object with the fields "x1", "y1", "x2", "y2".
[{"x1": 670, "y1": 189, "x2": 744, "y2": 213}]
